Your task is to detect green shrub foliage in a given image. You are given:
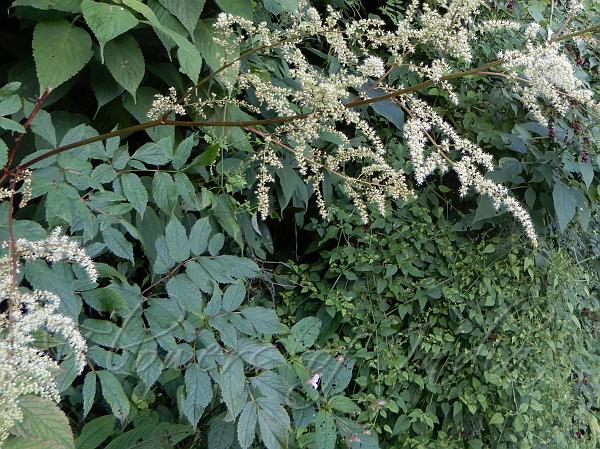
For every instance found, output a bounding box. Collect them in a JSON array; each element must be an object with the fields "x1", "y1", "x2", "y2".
[{"x1": 0, "y1": 0, "x2": 599, "y2": 449}]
